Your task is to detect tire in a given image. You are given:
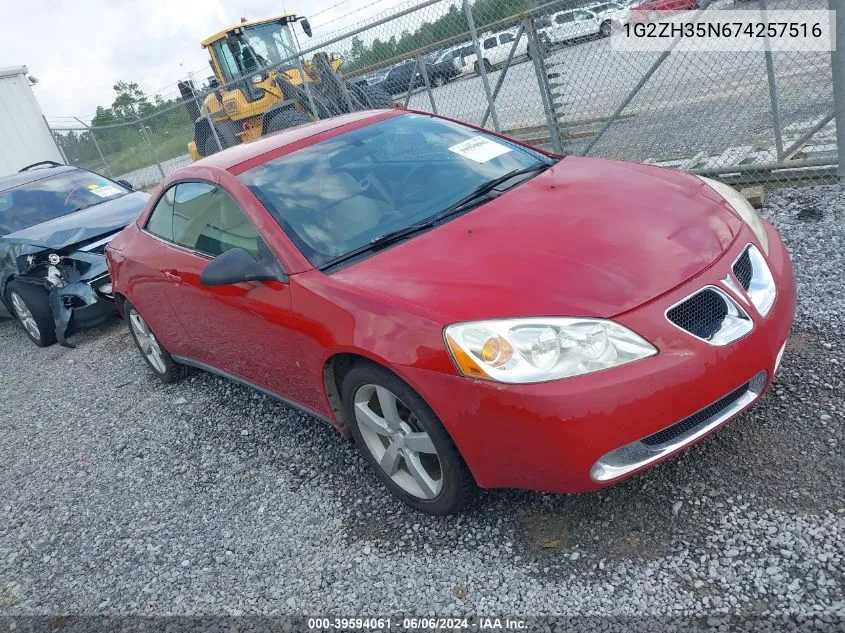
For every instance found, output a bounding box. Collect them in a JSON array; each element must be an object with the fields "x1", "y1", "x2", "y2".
[
  {"x1": 264, "y1": 108, "x2": 310, "y2": 135},
  {"x1": 431, "y1": 74, "x2": 446, "y2": 88},
  {"x1": 348, "y1": 82, "x2": 394, "y2": 109},
  {"x1": 200, "y1": 122, "x2": 238, "y2": 157},
  {"x1": 600, "y1": 20, "x2": 612, "y2": 37},
  {"x1": 4, "y1": 280, "x2": 56, "y2": 347},
  {"x1": 474, "y1": 59, "x2": 493, "y2": 74},
  {"x1": 124, "y1": 300, "x2": 192, "y2": 384},
  {"x1": 203, "y1": 135, "x2": 221, "y2": 158},
  {"x1": 342, "y1": 362, "x2": 477, "y2": 515}
]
